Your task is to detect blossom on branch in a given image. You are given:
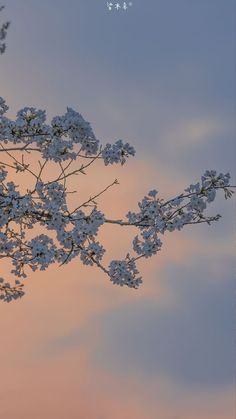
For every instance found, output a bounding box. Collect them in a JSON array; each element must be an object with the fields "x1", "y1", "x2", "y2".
[{"x1": 0, "y1": 96, "x2": 235, "y2": 302}]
